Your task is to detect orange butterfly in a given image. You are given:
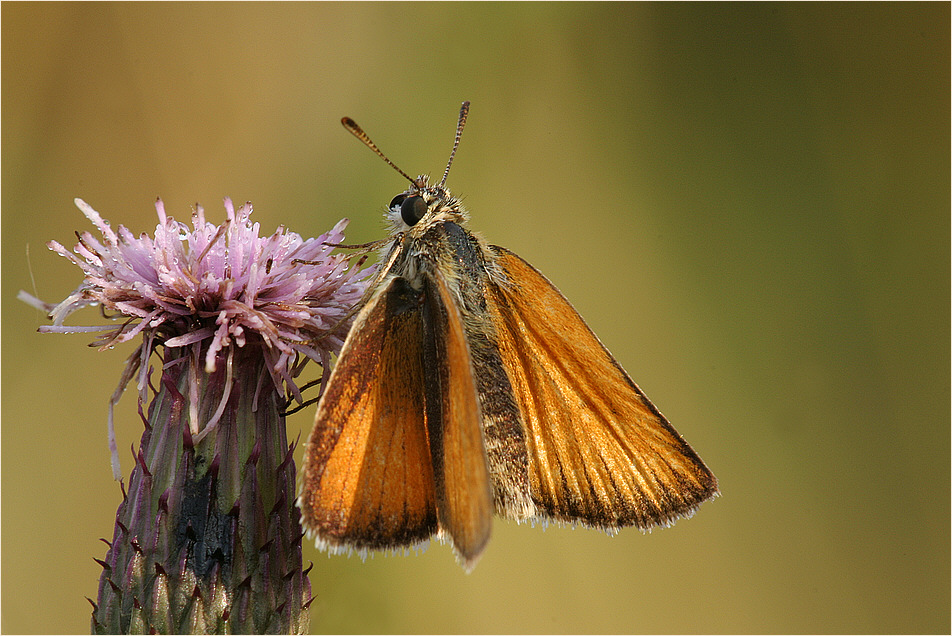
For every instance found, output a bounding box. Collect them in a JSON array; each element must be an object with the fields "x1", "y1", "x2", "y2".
[{"x1": 299, "y1": 102, "x2": 718, "y2": 570}]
